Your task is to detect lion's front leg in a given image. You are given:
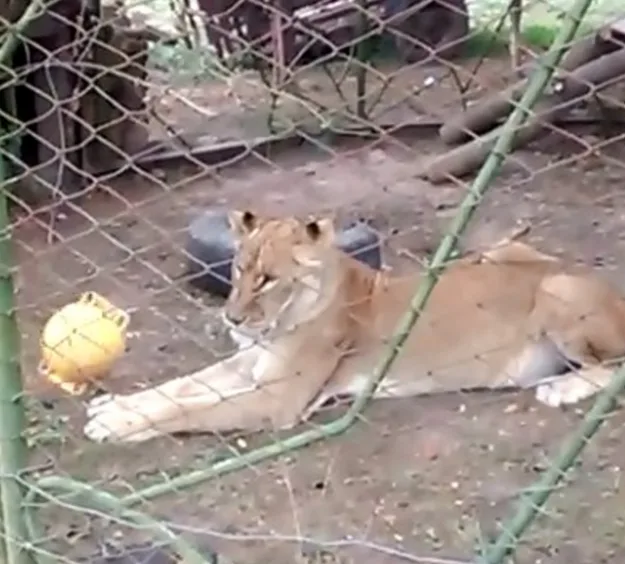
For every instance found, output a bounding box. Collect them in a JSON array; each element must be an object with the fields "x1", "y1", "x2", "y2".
[
  {"x1": 83, "y1": 347, "x2": 262, "y2": 443},
  {"x1": 84, "y1": 338, "x2": 343, "y2": 443}
]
